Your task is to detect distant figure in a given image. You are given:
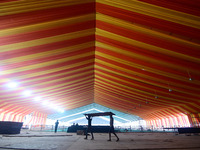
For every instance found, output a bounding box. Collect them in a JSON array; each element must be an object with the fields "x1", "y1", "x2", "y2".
[
  {"x1": 84, "y1": 115, "x2": 94, "y2": 140},
  {"x1": 108, "y1": 115, "x2": 119, "y2": 142},
  {"x1": 55, "y1": 120, "x2": 59, "y2": 133},
  {"x1": 140, "y1": 126, "x2": 144, "y2": 132}
]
